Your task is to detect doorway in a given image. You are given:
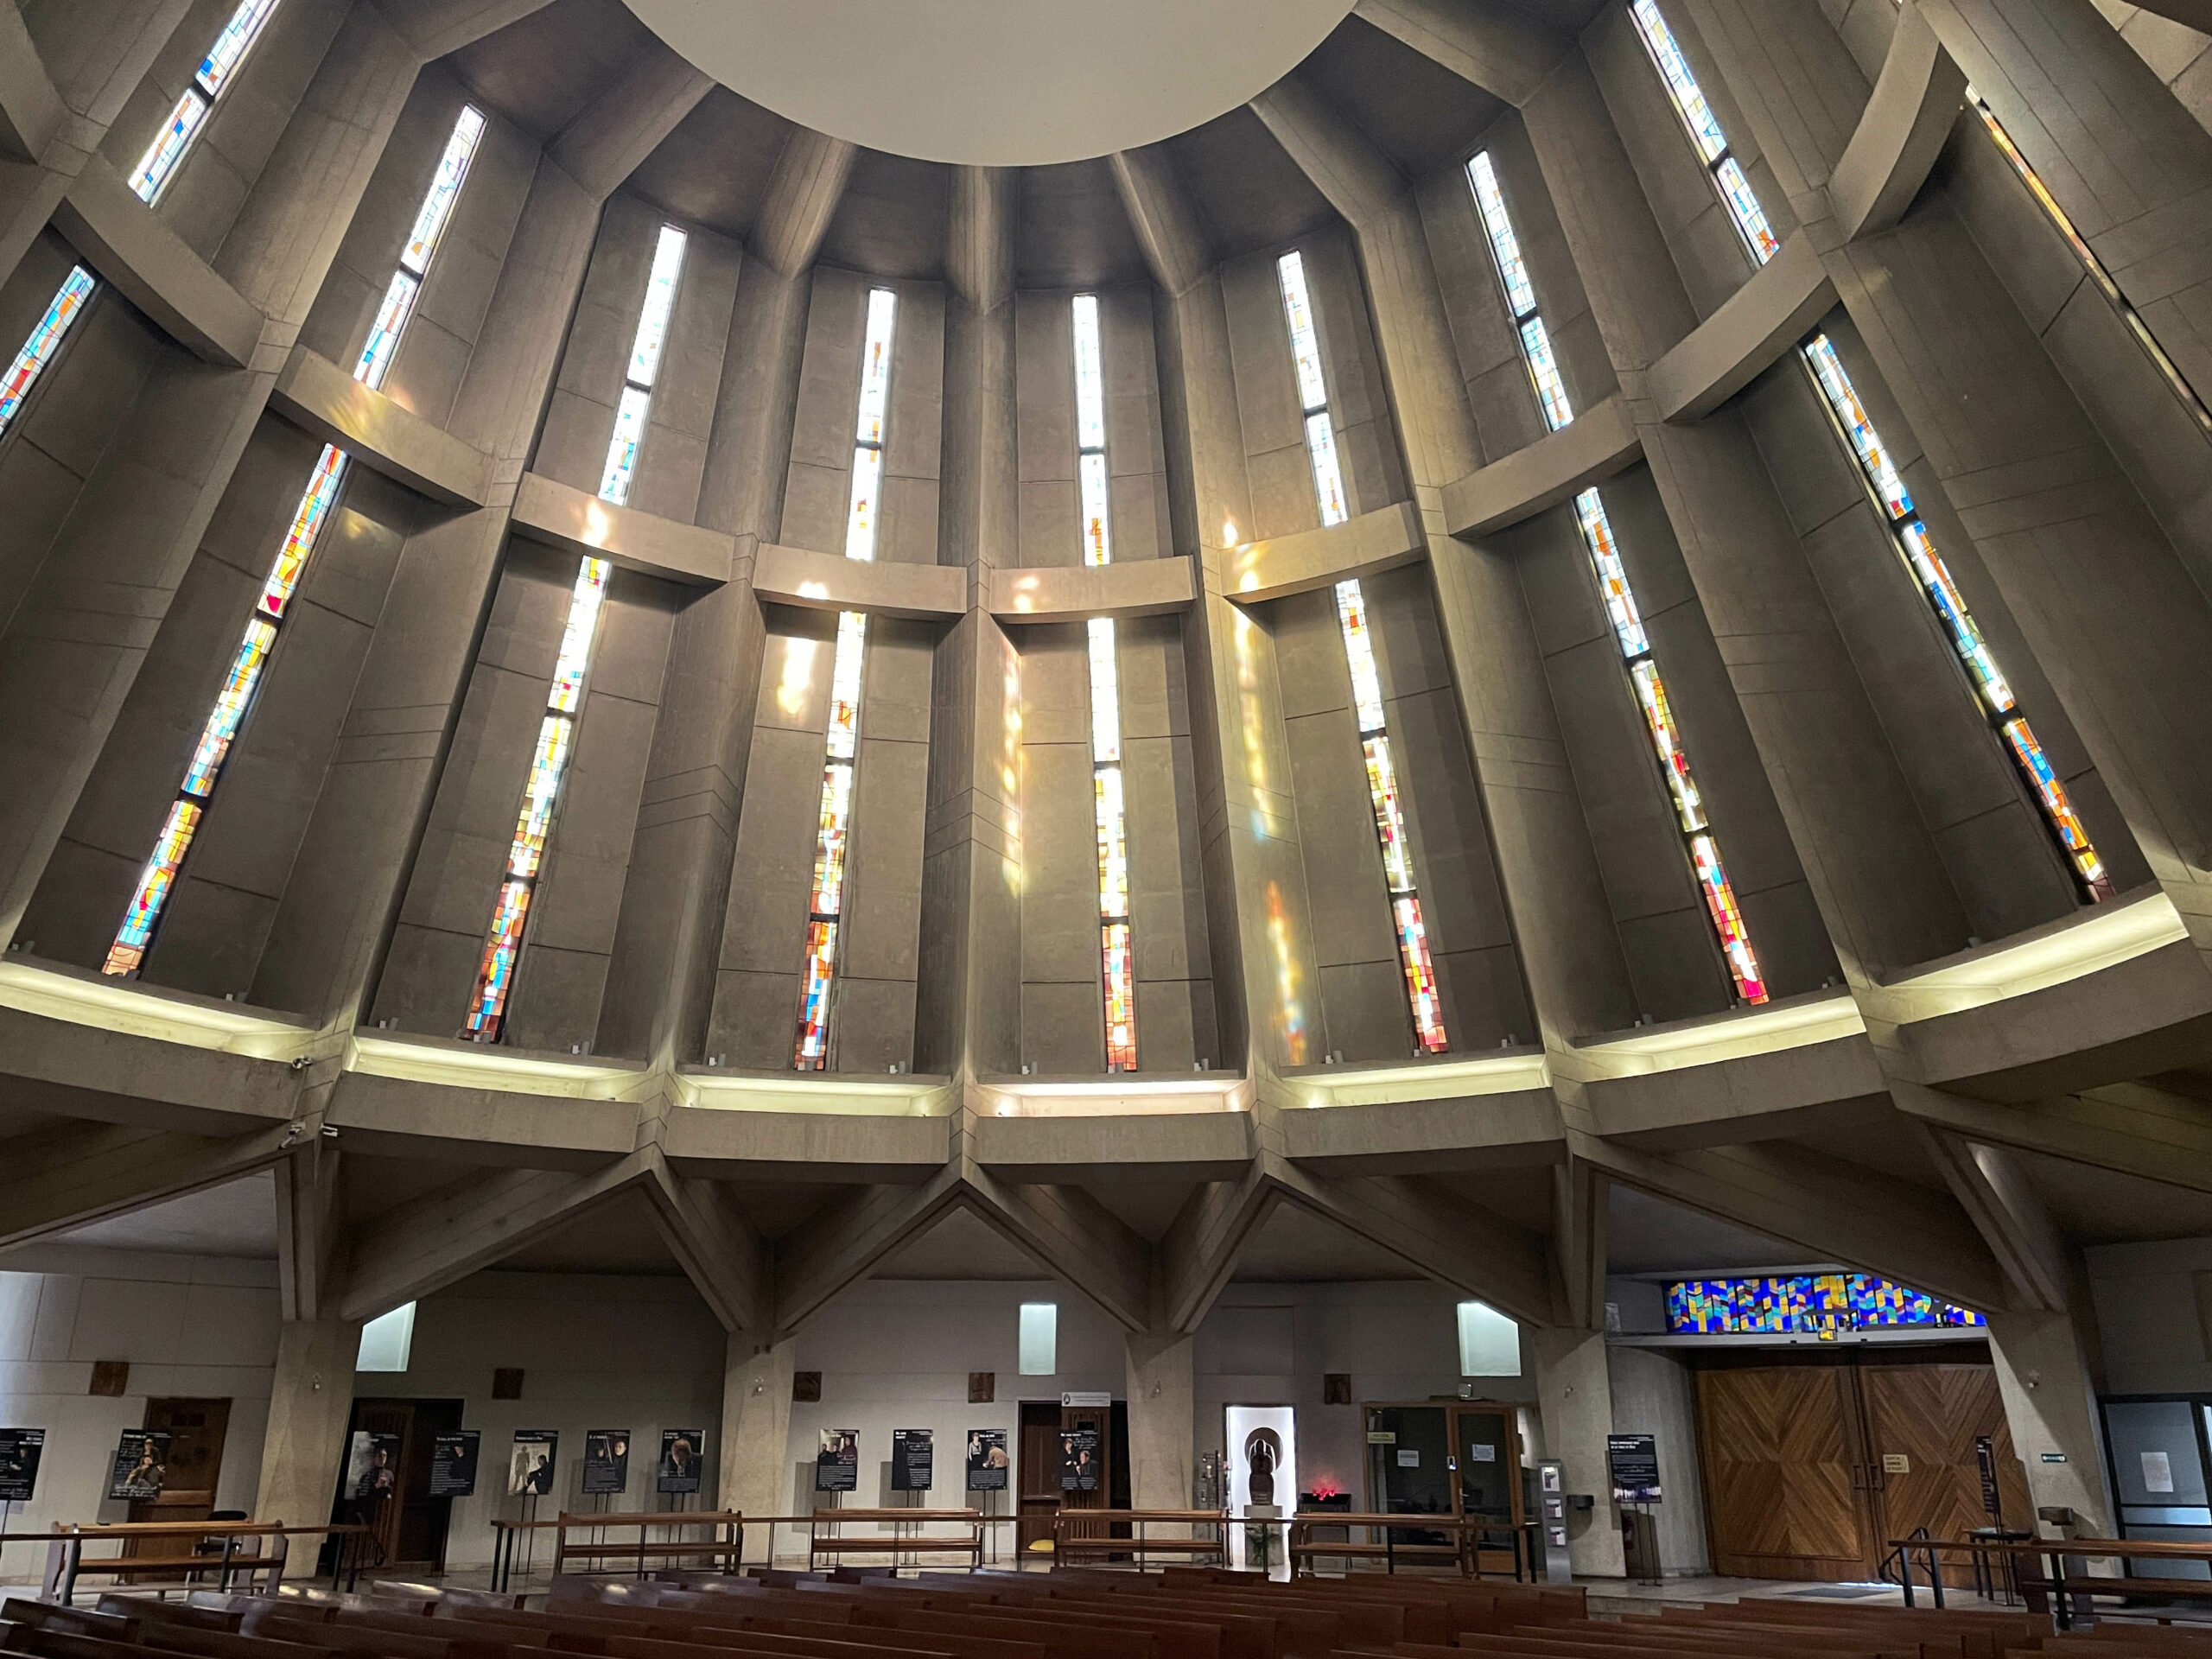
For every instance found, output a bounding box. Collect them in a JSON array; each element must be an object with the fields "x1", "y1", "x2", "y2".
[
  {"x1": 1363, "y1": 1400, "x2": 1526, "y2": 1570},
  {"x1": 123, "y1": 1398, "x2": 231, "y2": 1571},
  {"x1": 1694, "y1": 1346, "x2": 2032, "y2": 1585},
  {"x1": 1015, "y1": 1400, "x2": 1117, "y2": 1554},
  {"x1": 340, "y1": 1397, "x2": 466, "y2": 1573}
]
